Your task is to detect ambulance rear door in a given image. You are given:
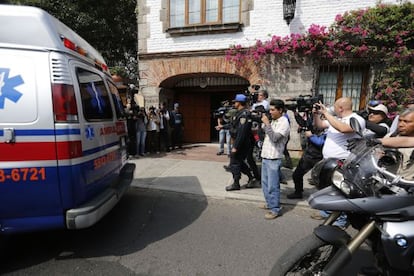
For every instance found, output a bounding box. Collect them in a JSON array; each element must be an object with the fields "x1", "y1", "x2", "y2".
[
  {"x1": 0, "y1": 48, "x2": 63, "y2": 232},
  {"x1": 66, "y1": 61, "x2": 124, "y2": 207}
]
